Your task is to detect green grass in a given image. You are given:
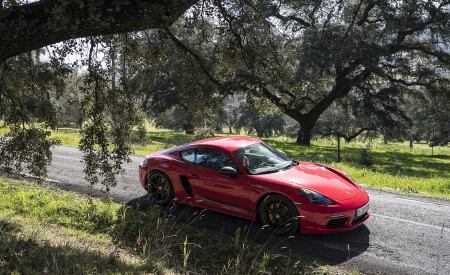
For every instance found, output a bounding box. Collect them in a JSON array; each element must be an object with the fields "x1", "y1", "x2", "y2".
[
  {"x1": 51, "y1": 128, "x2": 82, "y2": 147},
  {"x1": 0, "y1": 177, "x2": 331, "y2": 274}
]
